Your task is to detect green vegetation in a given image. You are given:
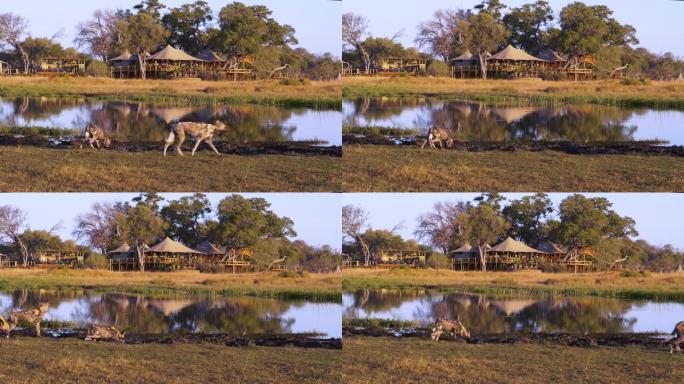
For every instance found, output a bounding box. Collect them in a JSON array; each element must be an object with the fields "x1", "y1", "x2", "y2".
[
  {"x1": 343, "y1": 336, "x2": 683, "y2": 384},
  {"x1": 342, "y1": 318, "x2": 418, "y2": 329},
  {"x1": 342, "y1": 269, "x2": 684, "y2": 301},
  {"x1": 0, "y1": 146, "x2": 340, "y2": 192},
  {"x1": 342, "y1": 145, "x2": 684, "y2": 192},
  {"x1": 0, "y1": 269, "x2": 341, "y2": 301},
  {"x1": 0, "y1": 337, "x2": 340, "y2": 384}
]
